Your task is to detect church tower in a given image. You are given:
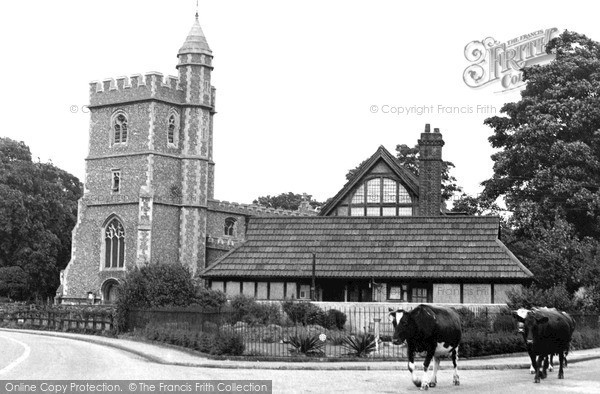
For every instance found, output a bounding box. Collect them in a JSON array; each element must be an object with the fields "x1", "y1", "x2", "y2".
[{"x1": 60, "y1": 14, "x2": 216, "y2": 303}]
